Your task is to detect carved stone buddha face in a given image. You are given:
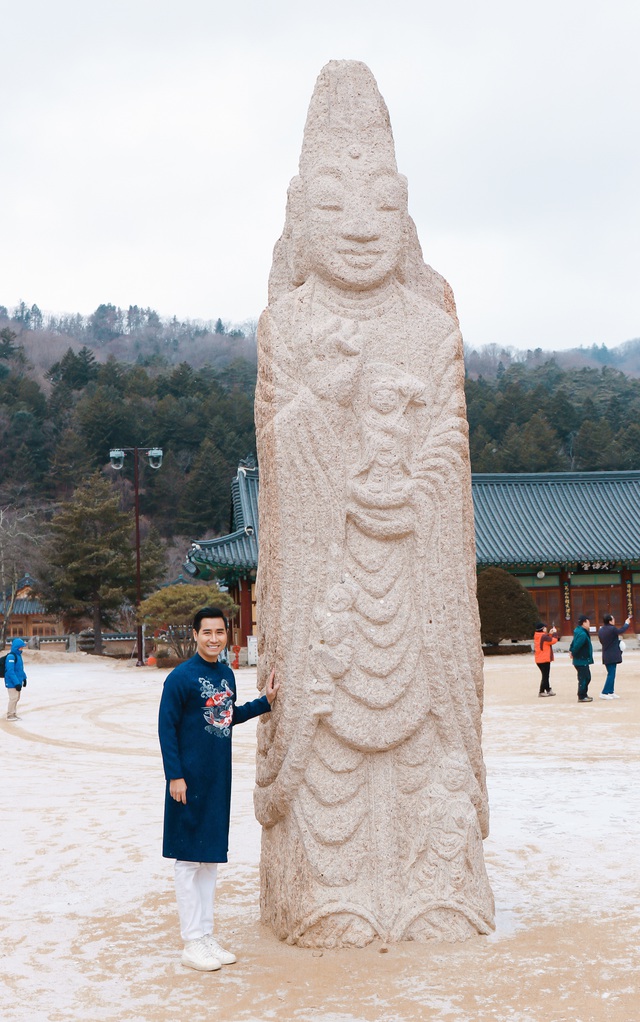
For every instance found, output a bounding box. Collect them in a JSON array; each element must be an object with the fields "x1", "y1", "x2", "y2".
[{"x1": 303, "y1": 163, "x2": 408, "y2": 292}]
